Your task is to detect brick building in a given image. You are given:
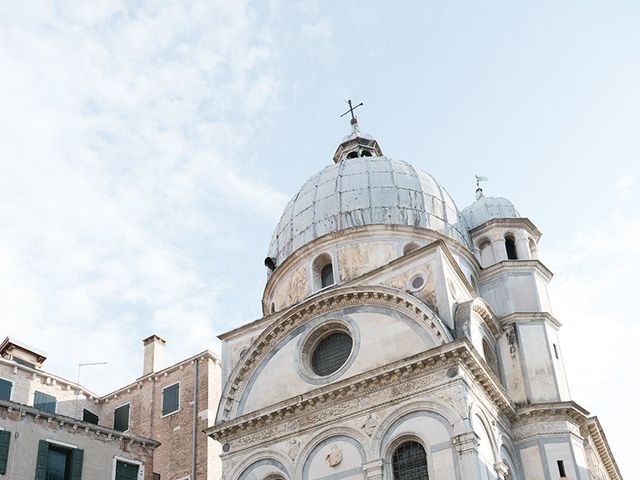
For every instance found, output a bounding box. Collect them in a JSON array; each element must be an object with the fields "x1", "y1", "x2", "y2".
[{"x1": 0, "y1": 335, "x2": 221, "y2": 480}]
